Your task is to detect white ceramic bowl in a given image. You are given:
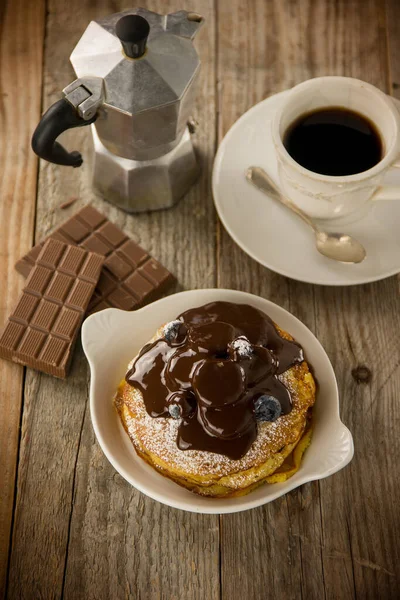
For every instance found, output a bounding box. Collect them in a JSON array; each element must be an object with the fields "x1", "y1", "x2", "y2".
[{"x1": 82, "y1": 289, "x2": 353, "y2": 514}]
